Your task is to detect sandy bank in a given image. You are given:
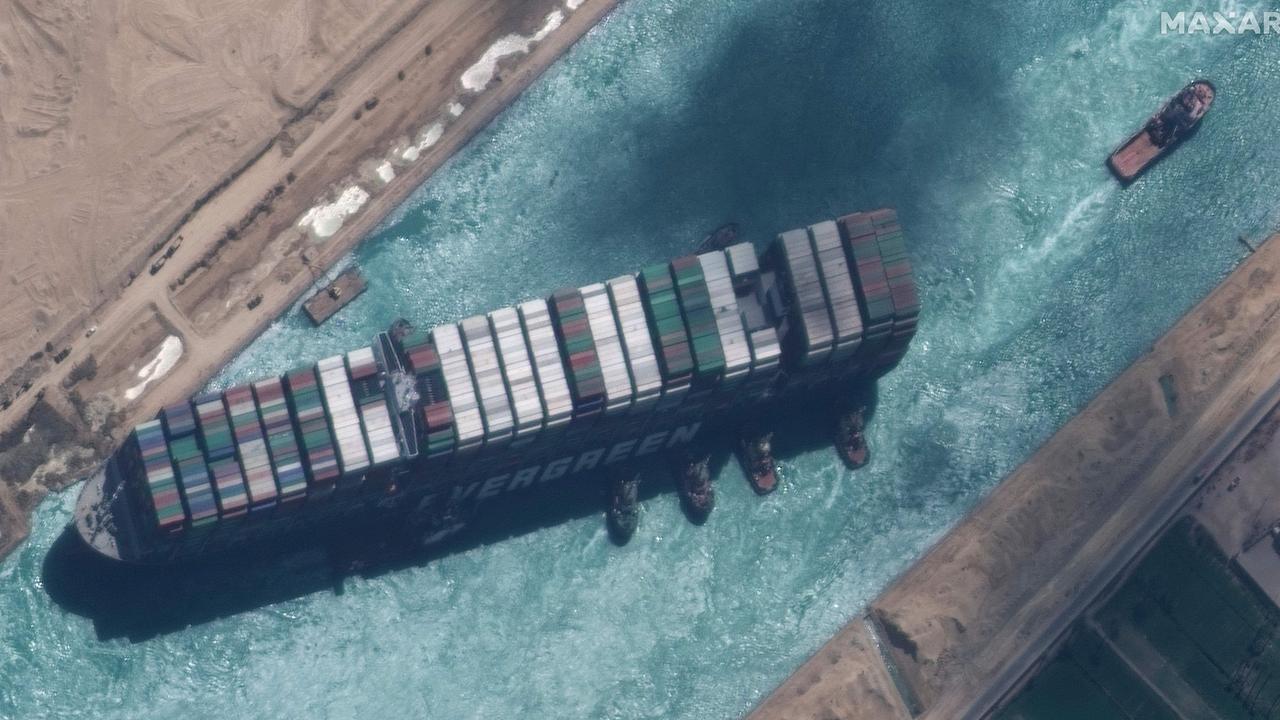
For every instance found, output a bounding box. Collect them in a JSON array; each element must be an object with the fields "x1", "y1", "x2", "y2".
[
  {"x1": 751, "y1": 233, "x2": 1280, "y2": 719},
  {"x1": 0, "y1": 0, "x2": 619, "y2": 558}
]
